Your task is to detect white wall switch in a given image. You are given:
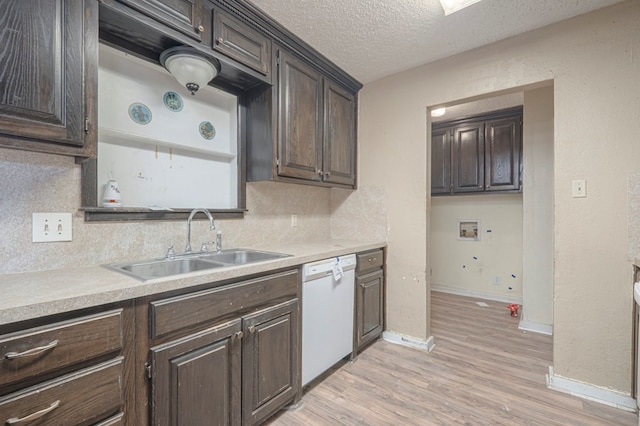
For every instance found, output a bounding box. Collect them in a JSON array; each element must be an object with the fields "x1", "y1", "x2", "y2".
[
  {"x1": 291, "y1": 214, "x2": 298, "y2": 227},
  {"x1": 572, "y1": 179, "x2": 586, "y2": 198},
  {"x1": 32, "y1": 213, "x2": 72, "y2": 242}
]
